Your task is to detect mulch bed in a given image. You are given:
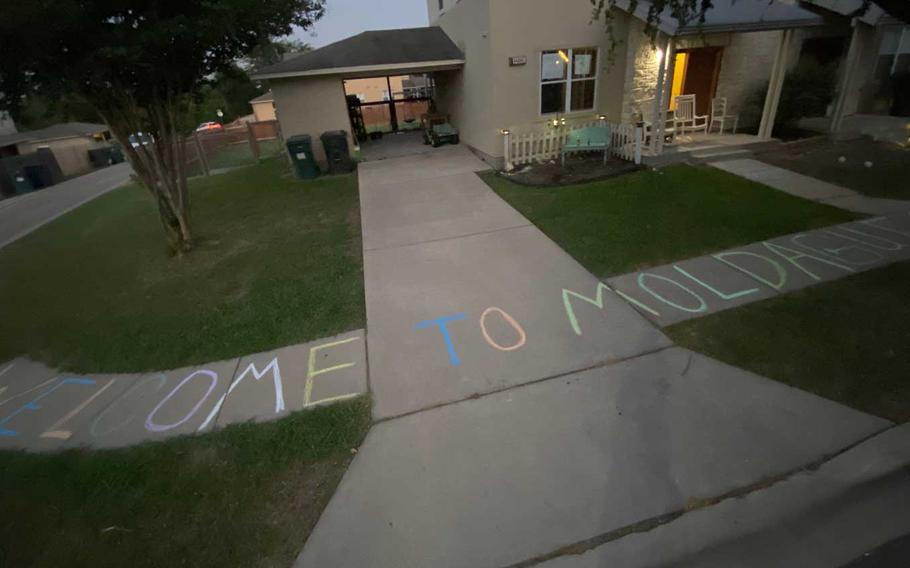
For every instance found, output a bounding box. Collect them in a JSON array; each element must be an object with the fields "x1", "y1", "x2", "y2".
[{"x1": 501, "y1": 154, "x2": 642, "y2": 187}]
